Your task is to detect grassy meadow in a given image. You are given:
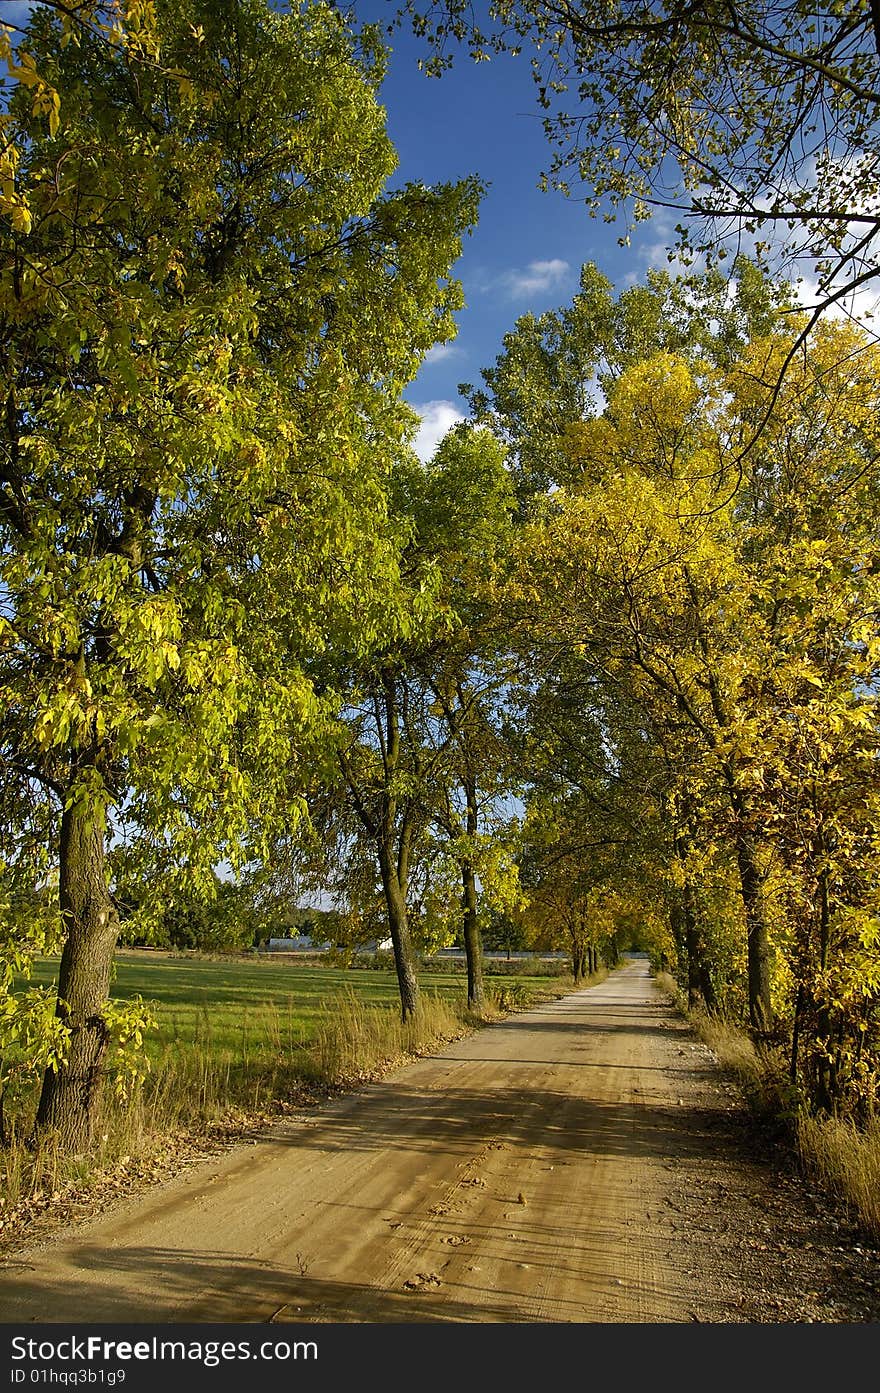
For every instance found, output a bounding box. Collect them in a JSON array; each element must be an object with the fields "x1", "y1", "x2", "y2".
[{"x1": 25, "y1": 949, "x2": 564, "y2": 1084}]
